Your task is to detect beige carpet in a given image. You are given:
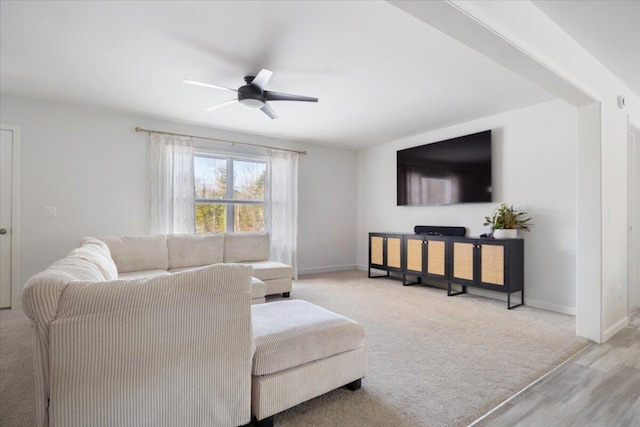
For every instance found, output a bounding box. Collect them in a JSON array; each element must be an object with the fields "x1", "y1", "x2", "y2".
[{"x1": 1, "y1": 270, "x2": 589, "y2": 427}]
